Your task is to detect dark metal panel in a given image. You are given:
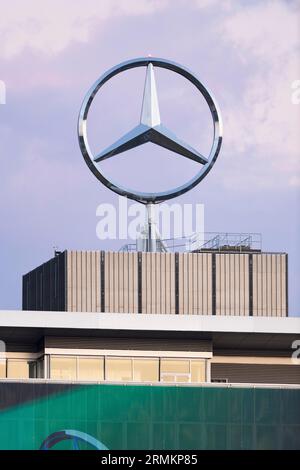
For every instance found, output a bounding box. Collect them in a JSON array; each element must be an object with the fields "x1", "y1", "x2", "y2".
[
  {"x1": 30, "y1": 270, "x2": 36, "y2": 311},
  {"x1": 22, "y1": 274, "x2": 28, "y2": 310},
  {"x1": 211, "y1": 363, "x2": 300, "y2": 384},
  {"x1": 44, "y1": 336, "x2": 212, "y2": 352},
  {"x1": 43, "y1": 261, "x2": 50, "y2": 311},
  {"x1": 22, "y1": 251, "x2": 67, "y2": 312},
  {"x1": 58, "y1": 251, "x2": 67, "y2": 311},
  {"x1": 0, "y1": 382, "x2": 78, "y2": 412}
]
